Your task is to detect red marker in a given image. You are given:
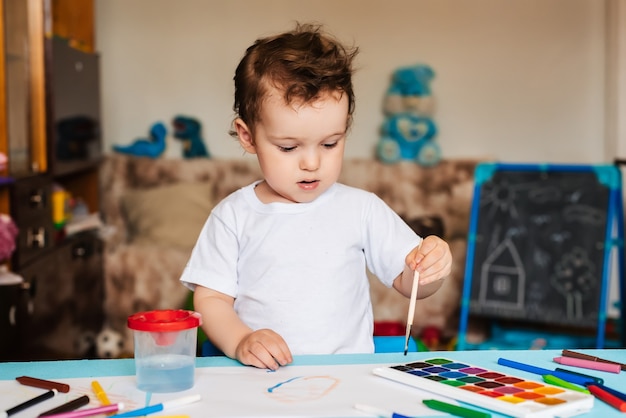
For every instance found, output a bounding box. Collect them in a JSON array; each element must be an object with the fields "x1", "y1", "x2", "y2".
[{"x1": 588, "y1": 384, "x2": 626, "y2": 412}]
